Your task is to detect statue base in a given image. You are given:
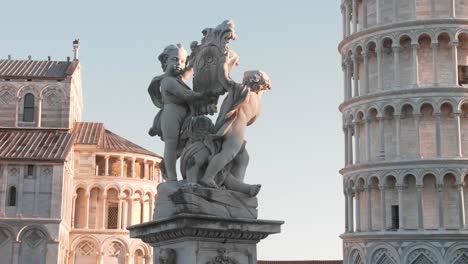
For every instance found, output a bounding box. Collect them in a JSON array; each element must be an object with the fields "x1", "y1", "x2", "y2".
[{"x1": 127, "y1": 214, "x2": 283, "y2": 264}]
